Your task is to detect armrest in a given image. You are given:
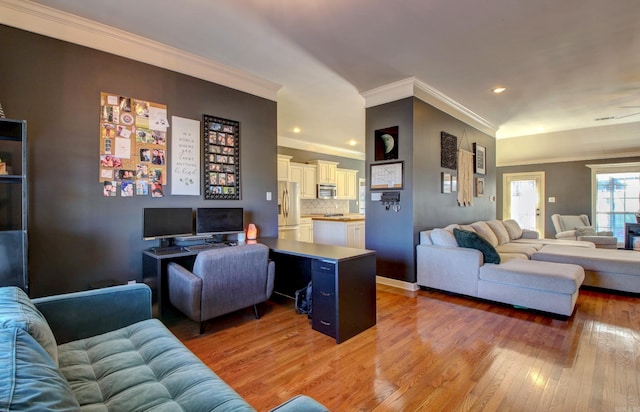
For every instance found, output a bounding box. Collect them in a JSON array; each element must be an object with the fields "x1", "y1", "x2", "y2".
[
  {"x1": 520, "y1": 229, "x2": 539, "y2": 239},
  {"x1": 269, "y1": 395, "x2": 329, "y2": 412},
  {"x1": 416, "y1": 245, "x2": 482, "y2": 297},
  {"x1": 167, "y1": 262, "x2": 203, "y2": 322},
  {"x1": 266, "y1": 260, "x2": 275, "y2": 298},
  {"x1": 555, "y1": 230, "x2": 576, "y2": 239},
  {"x1": 32, "y1": 283, "x2": 152, "y2": 344},
  {"x1": 597, "y1": 230, "x2": 614, "y2": 236}
]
